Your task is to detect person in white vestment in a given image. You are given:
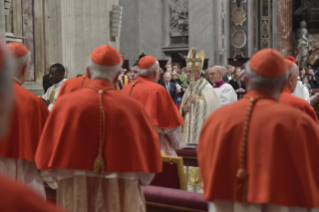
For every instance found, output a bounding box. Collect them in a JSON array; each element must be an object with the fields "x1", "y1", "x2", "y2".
[
  {"x1": 208, "y1": 66, "x2": 237, "y2": 106},
  {"x1": 42, "y1": 63, "x2": 66, "y2": 111},
  {"x1": 180, "y1": 50, "x2": 220, "y2": 193},
  {"x1": 180, "y1": 69, "x2": 220, "y2": 144},
  {"x1": 292, "y1": 77, "x2": 310, "y2": 103}
]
